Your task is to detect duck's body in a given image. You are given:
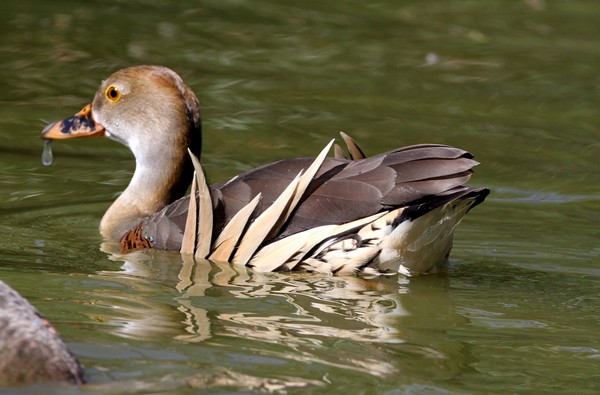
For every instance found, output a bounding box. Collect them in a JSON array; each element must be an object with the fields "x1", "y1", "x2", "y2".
[{"x1": 42, "y1": 65, "x2": 488, "y2": 275}]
